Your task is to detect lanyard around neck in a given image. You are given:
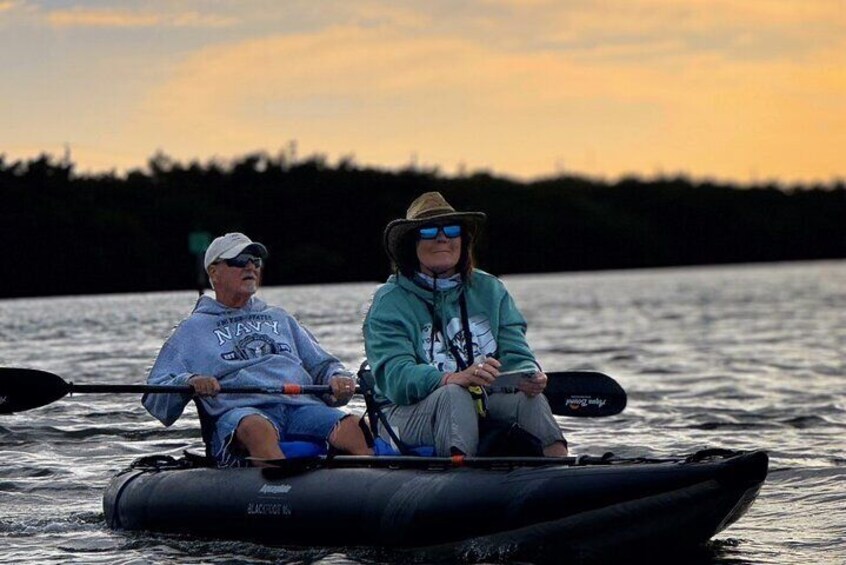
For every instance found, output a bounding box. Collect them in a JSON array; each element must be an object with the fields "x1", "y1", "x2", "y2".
[{"x1": 425, "y1": 290, "x2": 474, "y2": 370}]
